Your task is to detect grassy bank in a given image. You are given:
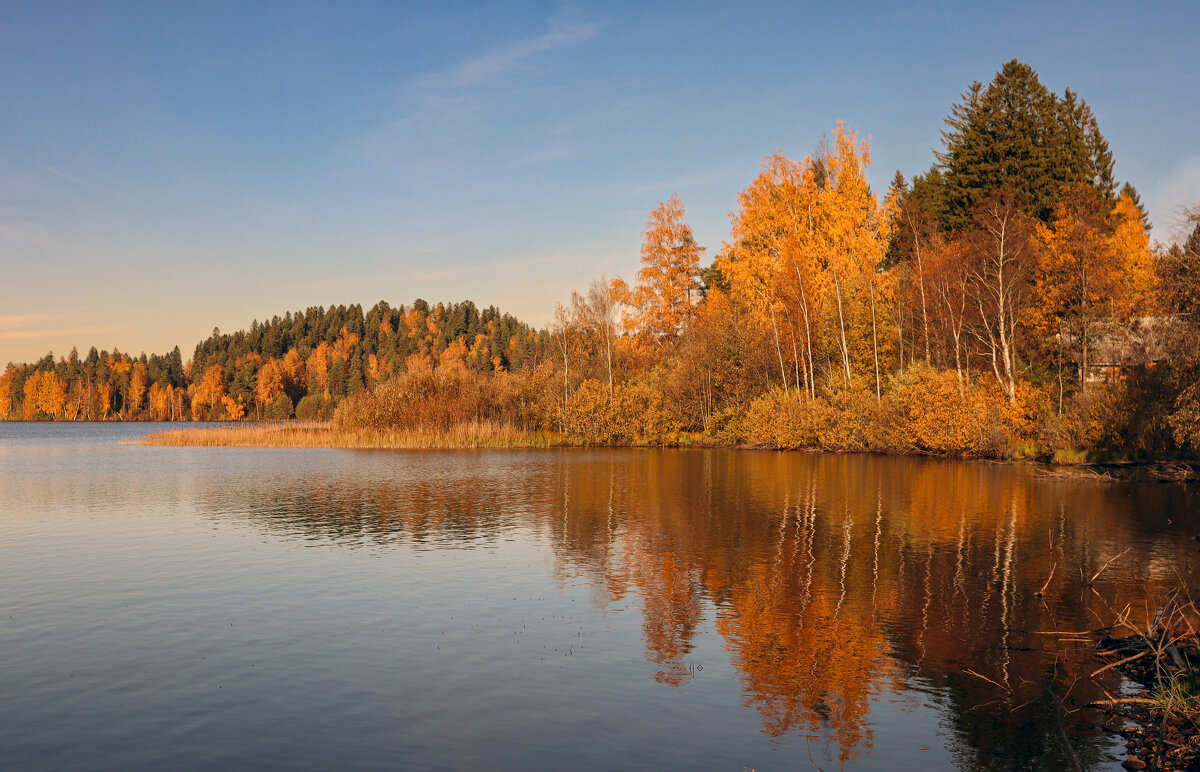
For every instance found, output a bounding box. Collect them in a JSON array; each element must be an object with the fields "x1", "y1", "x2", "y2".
[
  {"x1": 137, "y1": 421, "x2": 1198, "y2": 481},
  {"x1": 139, "y1": 421, "x2": 566, "y2": 449}
]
